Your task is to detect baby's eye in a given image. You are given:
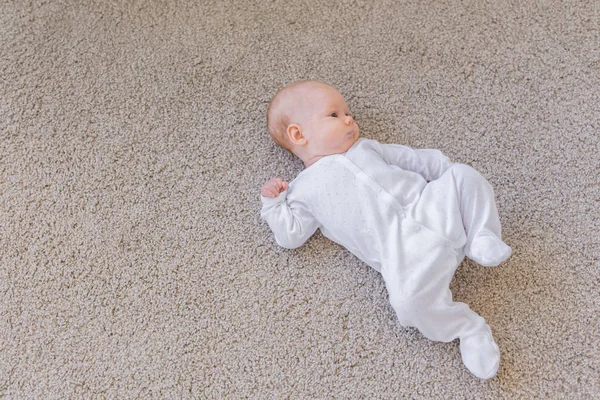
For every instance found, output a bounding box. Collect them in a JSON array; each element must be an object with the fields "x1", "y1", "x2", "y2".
[{"x1": 330, "y1": 112, "x2": 338, "y2": 117}]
